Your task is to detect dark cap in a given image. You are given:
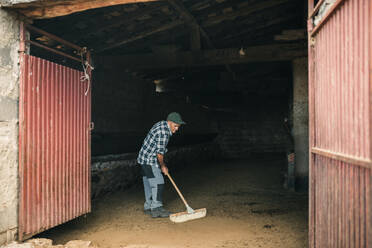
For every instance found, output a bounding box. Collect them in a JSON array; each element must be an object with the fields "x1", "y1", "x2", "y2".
[{"x1": 167, "y1": 112, "x2": 186, "y2": 125}]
